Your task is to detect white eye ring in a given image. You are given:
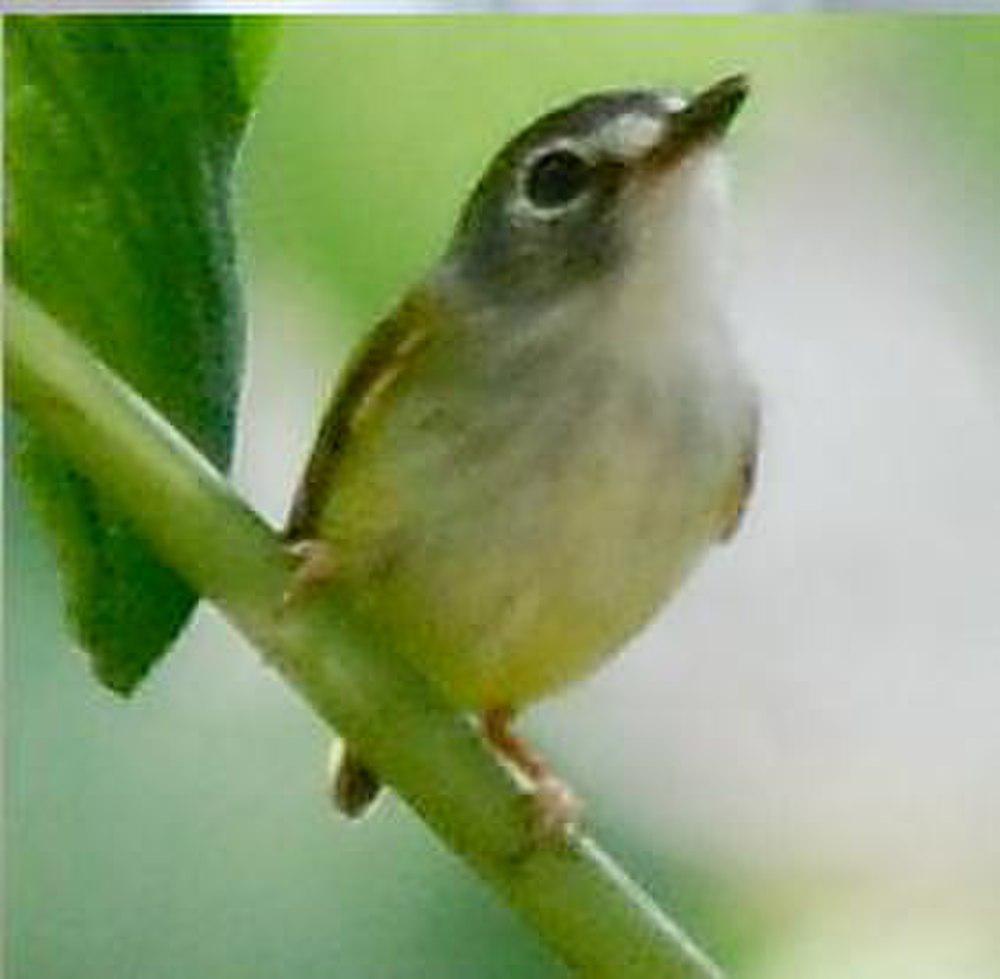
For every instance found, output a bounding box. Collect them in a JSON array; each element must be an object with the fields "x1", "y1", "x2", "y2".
[{"x1": 513, "y1": 141, "x2": 594, "y2": 221}]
